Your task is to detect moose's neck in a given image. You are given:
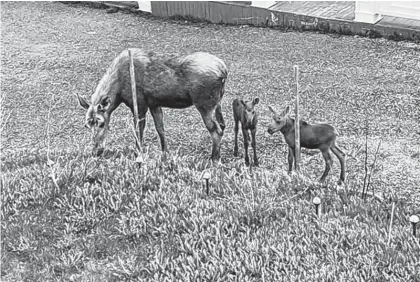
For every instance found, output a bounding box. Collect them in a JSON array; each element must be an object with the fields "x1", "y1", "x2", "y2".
[
  {"x1": 91, "y1": 59, "x2": 123, "y2": 112},
  {"x1": 280, "y1": 117, "x2": 295, "y2": 135}
]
